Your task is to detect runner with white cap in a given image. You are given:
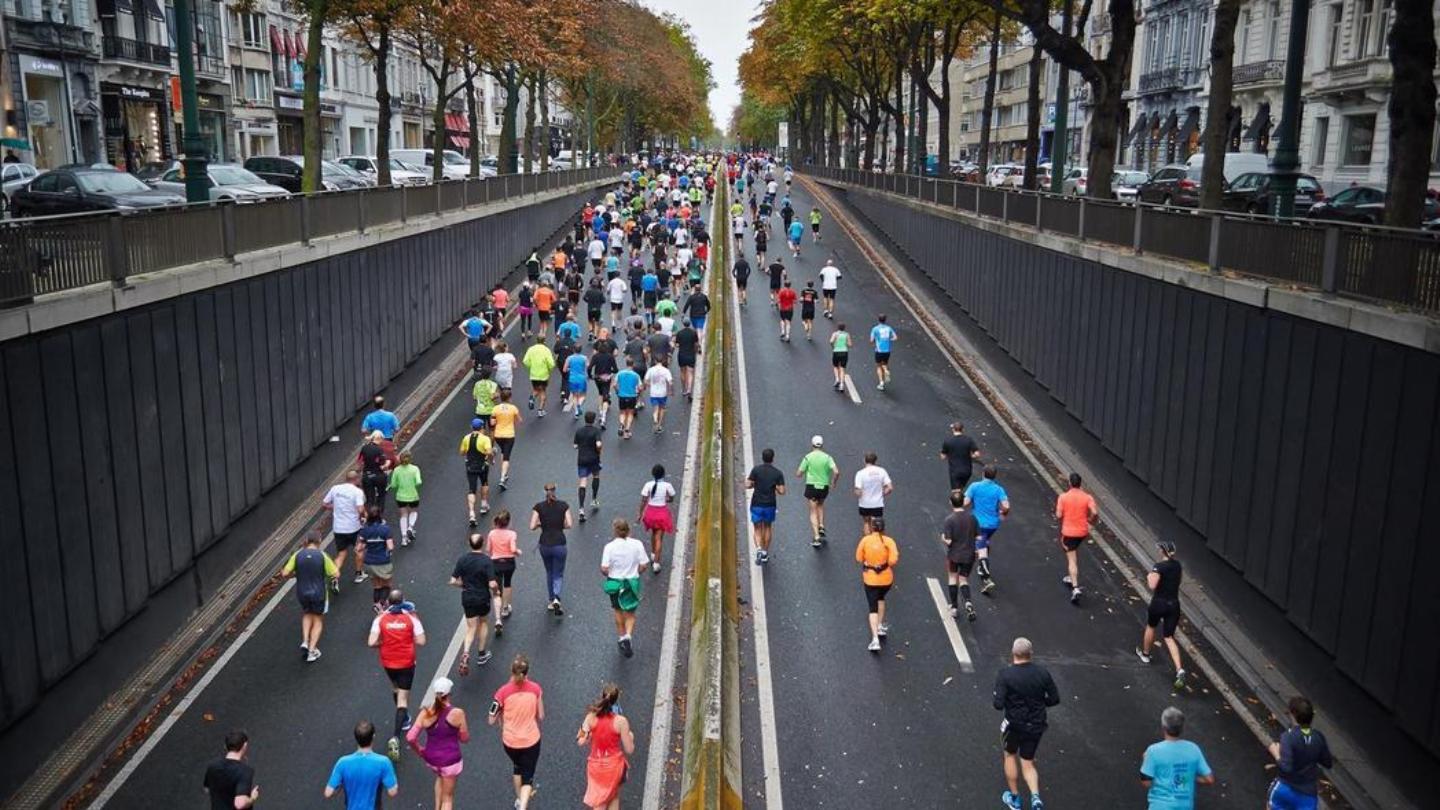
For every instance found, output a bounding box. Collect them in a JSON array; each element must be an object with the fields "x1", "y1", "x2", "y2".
[
  {"x1": 796, "y1": 435, "x2": 840, "y2": 548},
  {"x1": 405, "y1": 676, "x2": 469, "y2": 809}
]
